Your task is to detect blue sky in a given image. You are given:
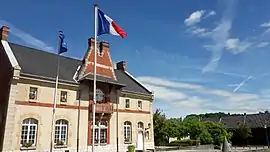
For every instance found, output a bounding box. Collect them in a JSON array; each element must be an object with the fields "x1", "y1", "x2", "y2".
[{"x1": 1, "y1": 0, "x2": 270, "y2": 118}]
